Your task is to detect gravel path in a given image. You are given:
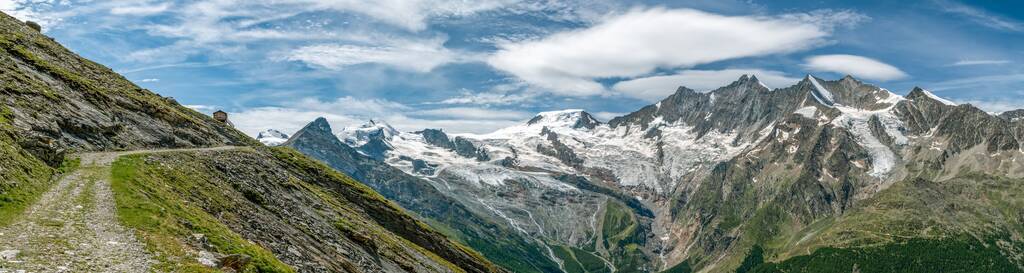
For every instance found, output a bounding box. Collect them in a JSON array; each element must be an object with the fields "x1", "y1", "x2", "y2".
[{"x1": 0, "y1": 146, "x2": 240, "y2": 273}]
